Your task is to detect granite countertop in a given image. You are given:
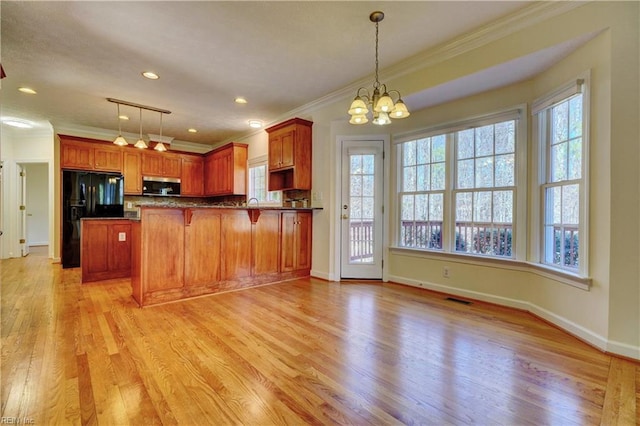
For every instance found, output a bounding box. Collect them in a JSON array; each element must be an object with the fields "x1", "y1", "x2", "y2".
[{"x1": 136, "y1": 204, "x2": 319, "y2": 211}]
